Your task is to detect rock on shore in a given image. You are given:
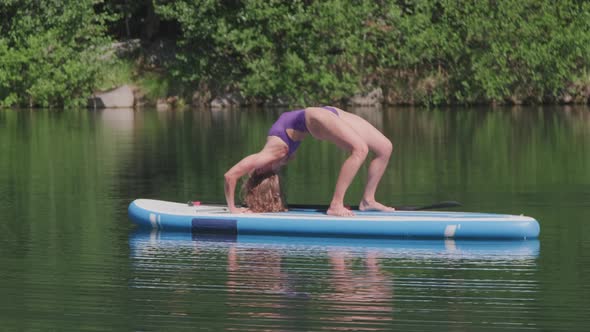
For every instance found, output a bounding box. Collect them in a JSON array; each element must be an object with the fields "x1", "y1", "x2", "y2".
[
  {"x1": 88, "y1": 85, "x2": 135, "y2": 109},
  {"x1": 347, "y1": 88, "x2": 383, "y2": 106}
]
